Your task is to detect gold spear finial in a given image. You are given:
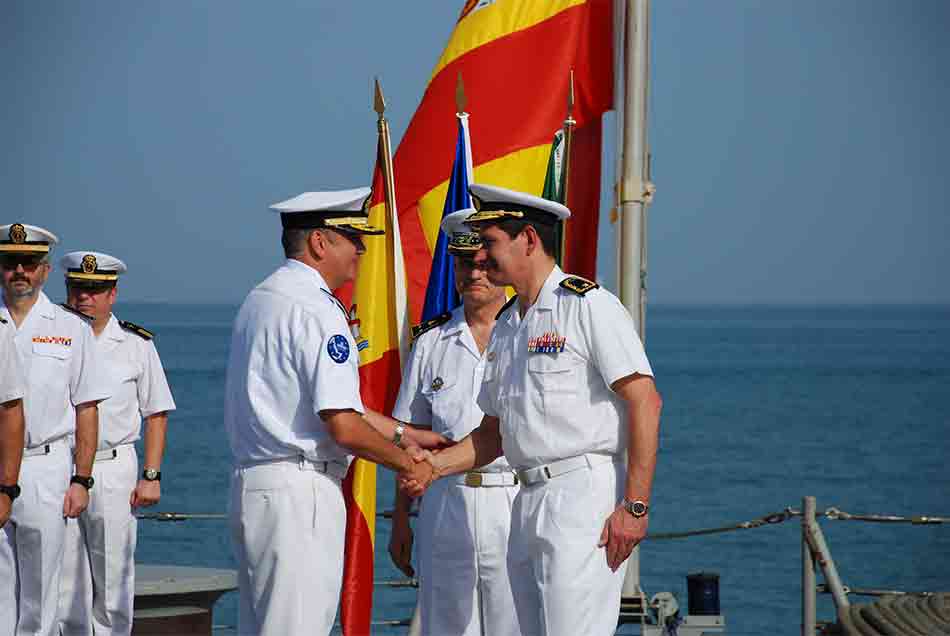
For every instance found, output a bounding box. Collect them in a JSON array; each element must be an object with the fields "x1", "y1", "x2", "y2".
[
  {"x1": 374, "y1": 76, "x2": 386, "y2": 116},
  {"x1": 455, "y1": 72, "x2": 466, "y2": 114}
]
